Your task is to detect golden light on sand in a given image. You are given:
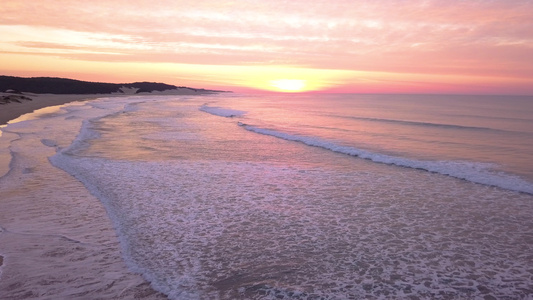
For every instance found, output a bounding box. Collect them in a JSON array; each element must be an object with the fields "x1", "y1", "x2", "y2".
[{"x1": 269, "y1": 79, "x2": 307, "y2": 92}]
